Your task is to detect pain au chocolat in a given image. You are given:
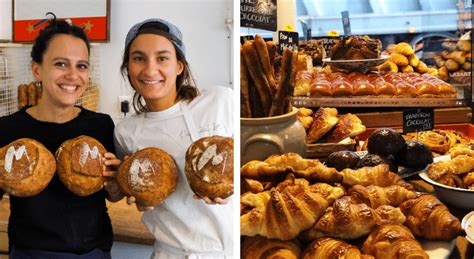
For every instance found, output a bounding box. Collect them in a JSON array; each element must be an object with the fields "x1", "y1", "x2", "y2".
[
  {"x1": 0, "y1": 138, "x2": 55, "y2": 197},
  {"x1": 185, "y1": 136, "x2": 234, "y2": 199},
  {"x1": 117, "y1": 147, "x2": 178, "y2": 207},
  {"x1": 56, "y1": 135, "x2": 107, "y2": 196}
]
